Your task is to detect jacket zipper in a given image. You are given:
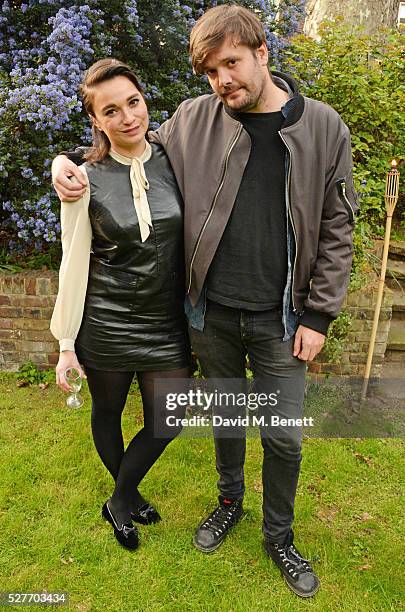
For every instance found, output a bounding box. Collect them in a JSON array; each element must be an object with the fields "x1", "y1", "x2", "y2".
[
  {"x1": 340, "y1": 180, "x2": 356, "y2": 223},
  {"x1": 187, "y1": 124, "x2": 243, "y2": 294},
  {"x1": 278, "y1": 131, "x2": 299, "y2": 314}
]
